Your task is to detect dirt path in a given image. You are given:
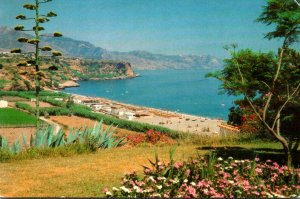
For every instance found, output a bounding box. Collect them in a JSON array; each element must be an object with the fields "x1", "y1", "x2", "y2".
[{"x1": 39, "y1": 117, "x2": 61, "y2": 135}]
